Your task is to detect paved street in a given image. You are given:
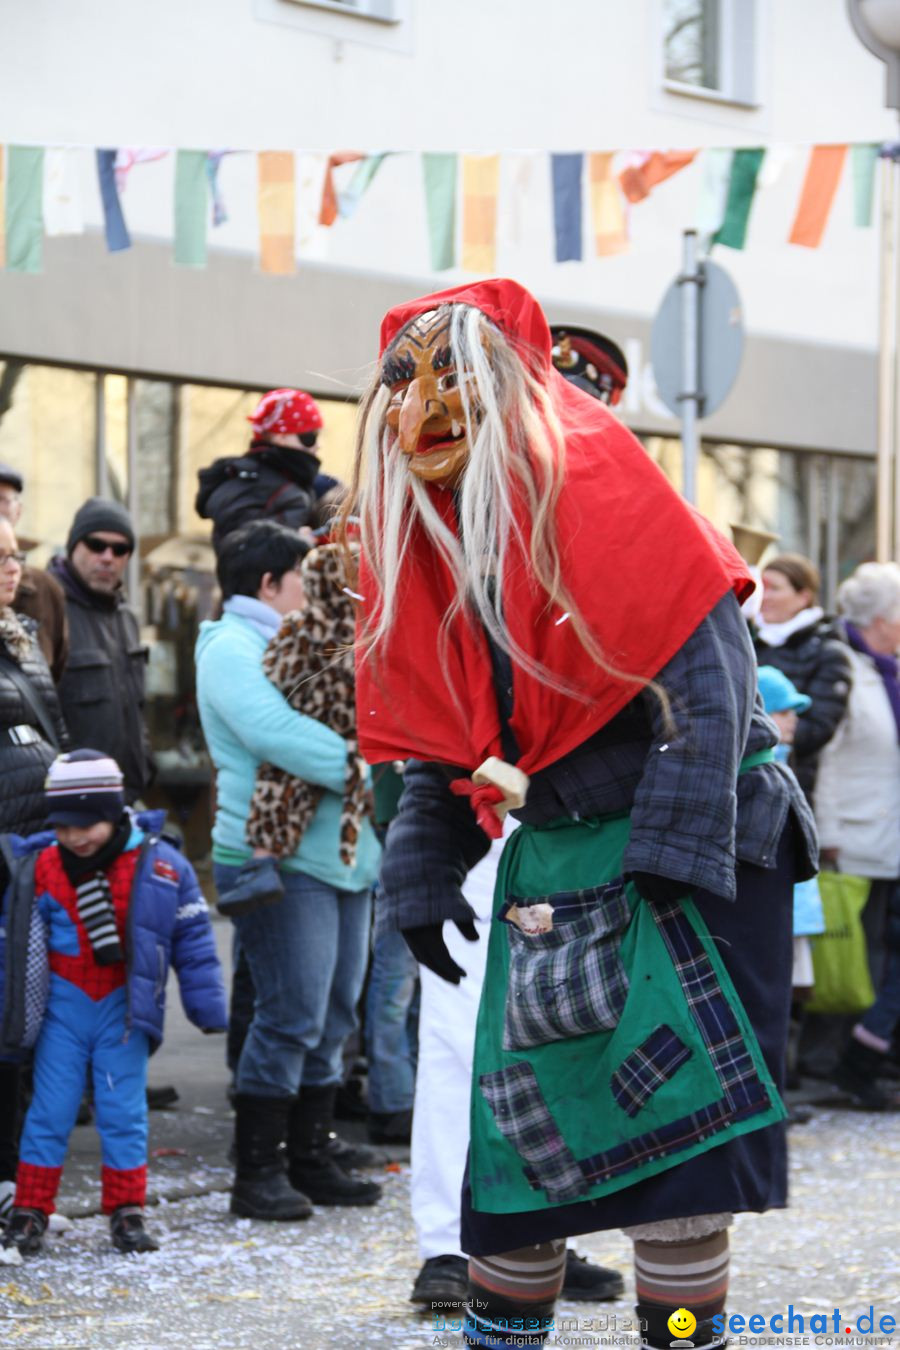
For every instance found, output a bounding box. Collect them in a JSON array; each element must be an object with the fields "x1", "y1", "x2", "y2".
[{"x1": 1, "y1": 914, "x2": 898, "y2": 1350}]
